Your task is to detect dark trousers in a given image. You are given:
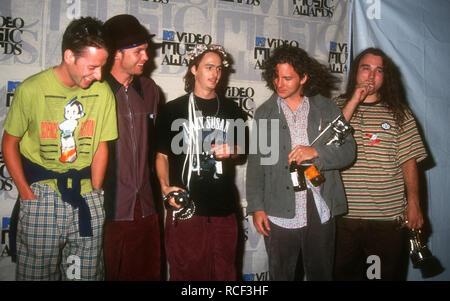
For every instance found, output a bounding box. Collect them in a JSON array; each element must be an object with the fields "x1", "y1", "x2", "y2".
[
  {"x1": 165, "y1": 213, "x2": 238, "y2": 281},
  {"x1": 104, "y1": 200, "x2": 161, "y2": 281},
  {"x1": 334, "y1": 217, "x2": 408, "y2": 281},
  {"x1": 264, "y1": 191, "x2": 336, "y2": 281}
]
